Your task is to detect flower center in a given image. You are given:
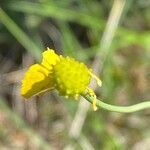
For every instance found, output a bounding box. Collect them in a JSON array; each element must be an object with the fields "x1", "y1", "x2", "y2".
[{"x1": 53, "y1": 56, "x2": 91, "y2": 98}]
